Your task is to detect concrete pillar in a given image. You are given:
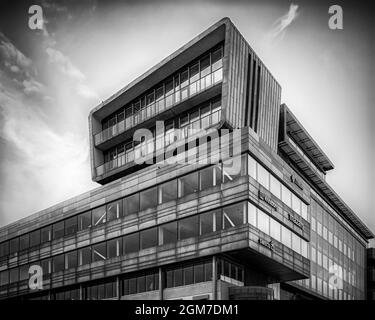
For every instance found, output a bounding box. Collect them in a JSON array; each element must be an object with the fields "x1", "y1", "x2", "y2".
[
  {"x1": 212, "y1": 256, "x2": 217, "y2": 300},
  {"x1": 159, "y1": 267, "x2": 163, "y2": 300},
  {"x1": 116, "y1": 276, "x2": 120, "y2": 300}
]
